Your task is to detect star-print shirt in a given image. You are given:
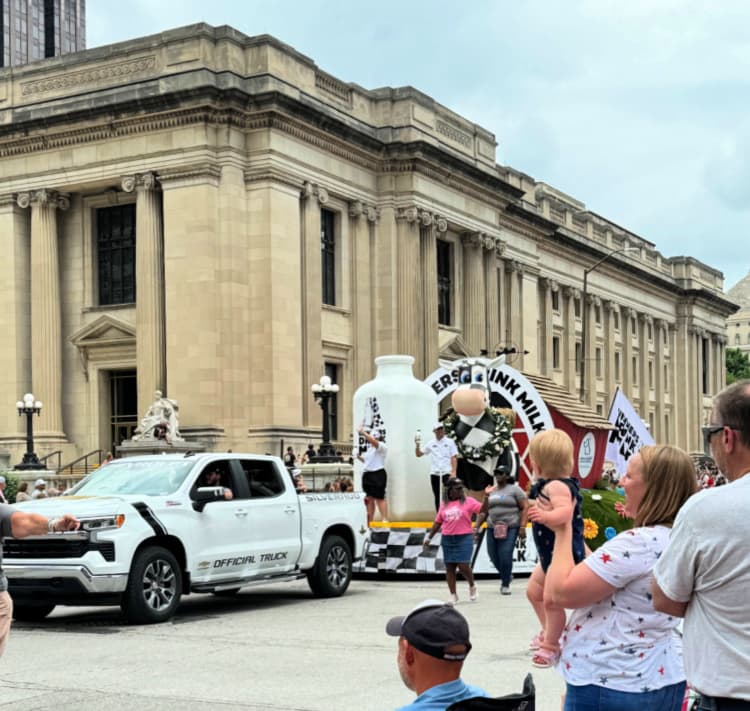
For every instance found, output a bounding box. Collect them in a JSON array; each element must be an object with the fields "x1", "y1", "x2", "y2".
[{"x1": 558, "y1": 525, "x2": 684, "y2": 693}]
